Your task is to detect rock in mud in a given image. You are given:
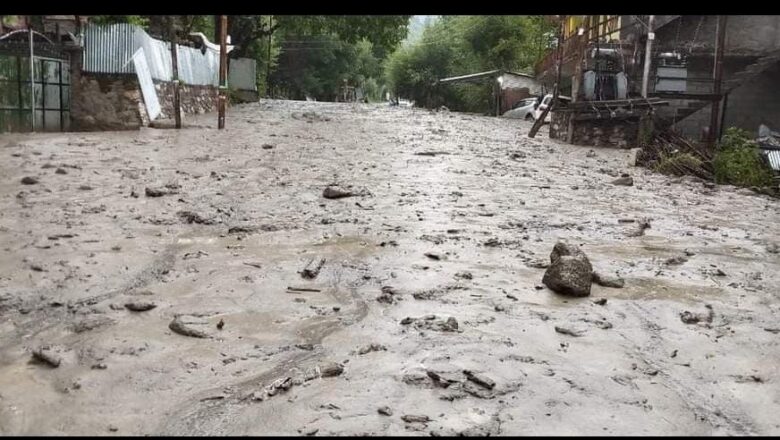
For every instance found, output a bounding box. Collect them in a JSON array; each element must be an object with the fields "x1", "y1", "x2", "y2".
[
  {"x1": 301, "y1": 258, "x2": 326, "y2": 279},
  {"x1": 55, "y1": 168, "x2": 67, "y2": 175},
  {"x1": 463, "y1": 370, "x2": 496, "y2": 389},
  {"x1": 21, "y1": 176, "x2": 39, "y2": 185},
  {"x1": 402, "y1": 415, "x2": 431, "y2": 424},
  {"x1": 377, "y1": 286, "x2": 400, "y2": 304},
  {"x1": 319, "y1": 362, "x2": 344, "y2": 377},
  {"x1": 454, "y1": 271, "x2": 473, "y2": 280},
  {"x1": 145, "y1": 187, "x2": 170, "y2": 197},
  {"x1": 357, "y1": 343, "x2": 387, "y2": 355},
  {"x1": 177, "y1": 211, "x2": 215, "y2": 225},
  {"x1": 71, "y1": 316, "x2": 114, "y2": 333},
  {"x1": 169, "y1": 316, "x2": 210, "y2": 338},
  {"x1": 322, "y1": 186, "x2": 353, "y2": 199},
  {"x1": 593, "y1": 298, "x2": 608, "y2": 306},
  {"x1": 627, "y1": 218, "x2": 651, "y2": 237},
  {"x1": 266, "y1": 376, "x2": 293, "y2": 396},
  {"x1": 378, "y1": 406, "x2": 393, "y2": 416},
  {"x1": 555, "y1": 326, "x2": 585, "y2": 337},
  {"x1": 124, "y1": 302, "x2": 157, "y2": 312},
  {"x1": 611, "y1": 175, "x2": 634, "y2": 186},
  {"x1": 32, "y1": 347, "x2": 61, "y2": 367},
  {"x1": 592, "y1": 271, "x2": 625, "y2": 288},
  {"x1": 542, "y1": 242, "x2": 592, "y2": 297},
  {"x1": 680, "y1": 305, "x2": 714, "y2": 325}
]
